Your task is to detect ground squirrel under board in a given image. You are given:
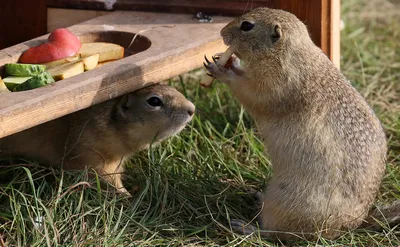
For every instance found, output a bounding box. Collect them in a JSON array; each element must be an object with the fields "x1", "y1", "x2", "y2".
[
  {"x1": 0, "y1": 83, "x2": 195, "y2": 194},
  {"x1": 204, "y1": 7, "x2": 394, "y2": 241}
]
